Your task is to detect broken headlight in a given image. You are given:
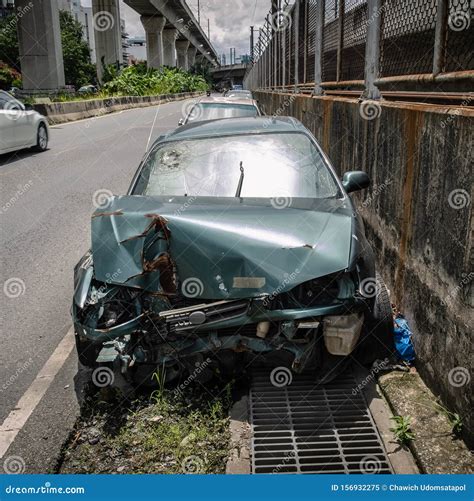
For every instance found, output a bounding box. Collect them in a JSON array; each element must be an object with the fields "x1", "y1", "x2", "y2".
[{"x1": 273, "y1": 272, "x2": 356, "y2": 309}]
